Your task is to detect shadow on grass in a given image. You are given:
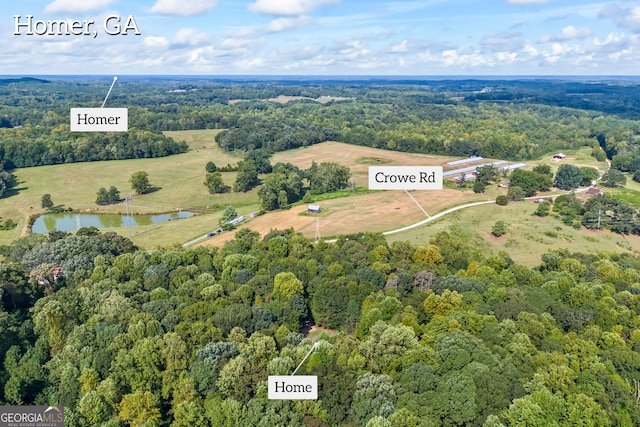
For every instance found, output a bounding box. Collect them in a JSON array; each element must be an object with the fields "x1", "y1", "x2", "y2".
[
  {"x1": 3, "y1": 184, "x2": 27, "y2": 198},
  {"x1": 141, "y1": 187, "x2": 162, "y2": 195}
]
